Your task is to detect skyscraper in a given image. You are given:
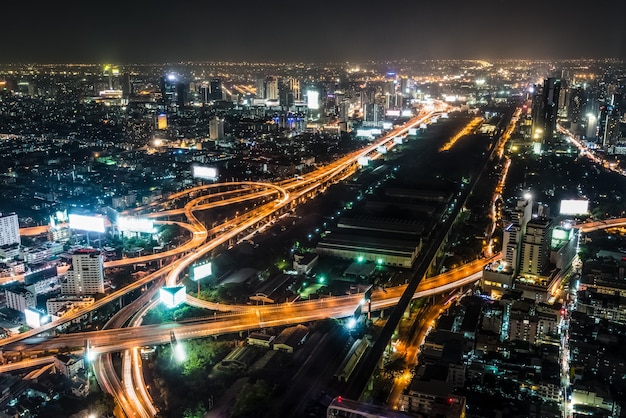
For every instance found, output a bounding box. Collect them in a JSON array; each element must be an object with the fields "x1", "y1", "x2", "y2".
[
  {"x1": 61, "y1": 248, "x2": 105, "y2": 296},
  {"x1": 599, "y1": 94, "x2": 622, "y2": 149},
  {"x1": 289, "y1": 78, "x2": 301, "y2": 102},
  {"x1": 519, "y1": 217, "x2": 552, "y2": 278},
  {"x1": 209, "y1": 117, "x2": 225, "y2": 140},
  {"x1": 265, "y1": 77, "x2": 279, "y2": 101},
  {"x1": 502, "y1": 195, "x2": 533, "y2": 276},
  {"x1": 210, "y1": 78, "x2": 223, "y2": 101},
  {"x1": 176, "y1": 82, "x2": 188, "y2": 109},
  {"x1": 531, "y1": 78, "x2": 561, "y2": 146},
  {"x1": 0, "y1": 213, "x2": 20, "y2": 246}
]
